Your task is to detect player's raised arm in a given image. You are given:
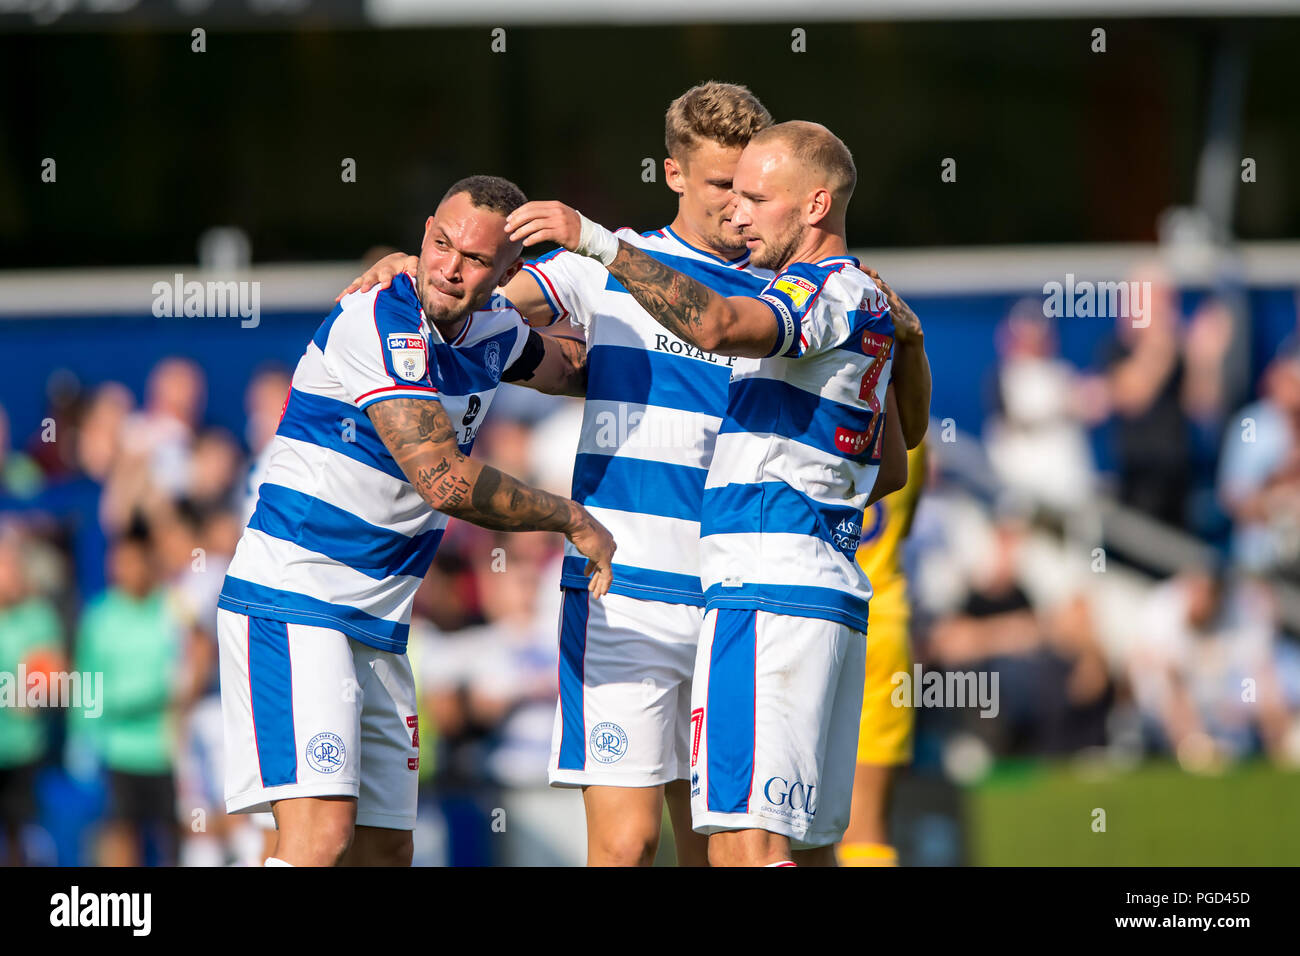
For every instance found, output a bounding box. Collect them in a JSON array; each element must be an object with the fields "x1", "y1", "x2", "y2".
[
  {"x1": 367, "y1": 397, "x2": 614, "y2": 597},
  {"x1": 336, "y1": 251, "x2": 418, "y2": 301},
  {"x1": 506, "y1": 201, "x2": 779, "y2": 358},
  {"x1": 499, "y1": 268, "x2": 570, "y2": 328}
]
